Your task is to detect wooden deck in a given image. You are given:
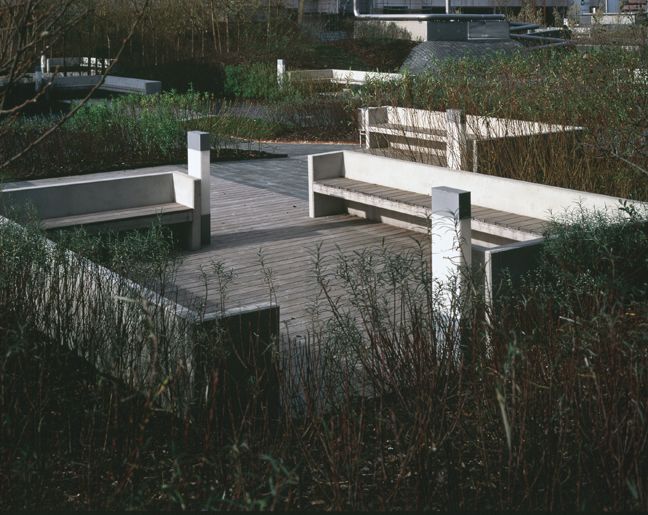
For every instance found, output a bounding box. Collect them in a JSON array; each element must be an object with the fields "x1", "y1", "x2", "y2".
[{"x1": 173, "y1": 175, "x2": 429, "y2": 339}]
